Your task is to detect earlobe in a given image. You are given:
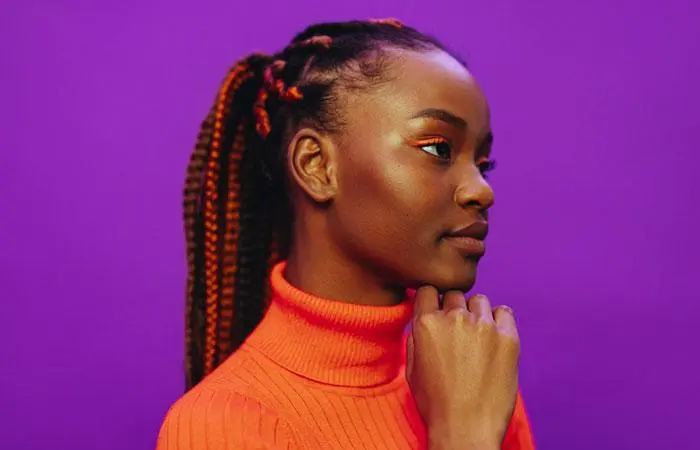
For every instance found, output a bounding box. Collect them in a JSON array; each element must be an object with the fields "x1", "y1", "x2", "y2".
[{"x1": 287, "y1": 128, "x2": 338, "y2": 203}]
